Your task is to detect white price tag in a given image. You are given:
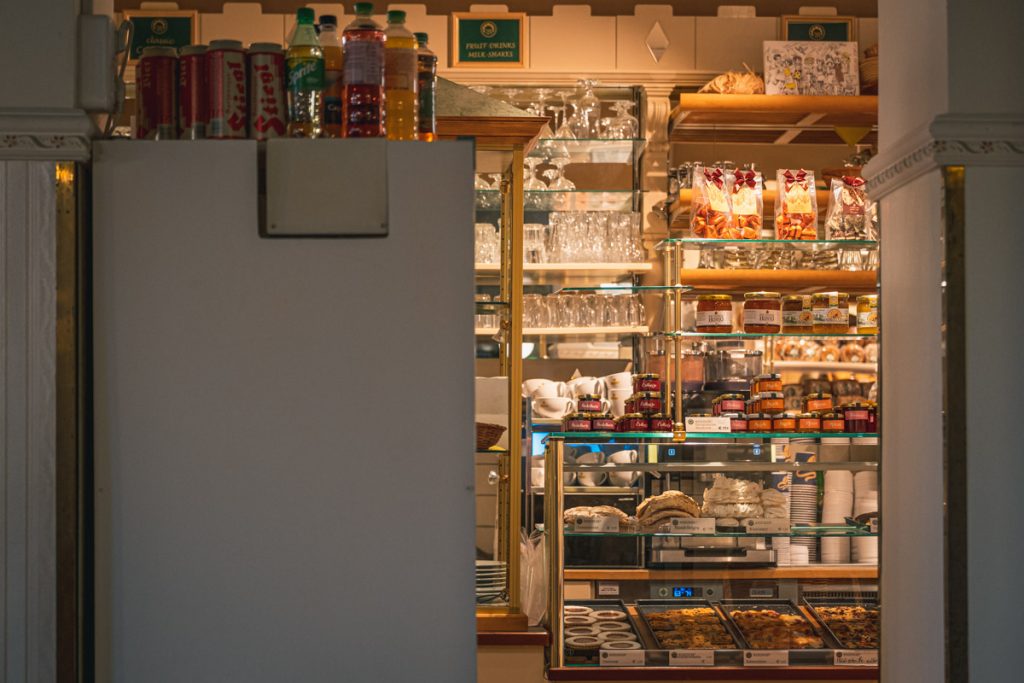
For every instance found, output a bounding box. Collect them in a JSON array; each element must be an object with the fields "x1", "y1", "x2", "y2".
[
  {"x1": 834, "y1": 650, "x2": 879, "y2": 666},
  {"x1": 574, "y1": 516, "x2": 620, "y2": 533},
  {"x1": 670, "y1": 517, "x2": 716, "y2": 533},
  {"x1": 670, "y1": 650, "x2": 714, "y2": 666},
  {"x1": 685, "y1": 416, "x2": 732, "y2": 433},
  {"x1": 597, "y1": 582, "x2": 619, "y2": 596},
  {"x1": 743, "y1": 650, "x2": 789, "y2": 667},
  {"x1": 600, "y1": 650, "x2": 645, "y2": 666},
  {"x1": 744, "y1": 518, "x2": 790, "y2": 534}
]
